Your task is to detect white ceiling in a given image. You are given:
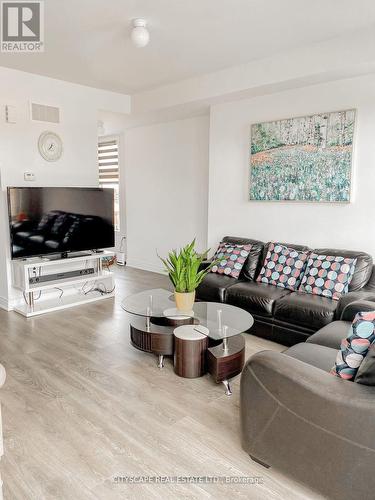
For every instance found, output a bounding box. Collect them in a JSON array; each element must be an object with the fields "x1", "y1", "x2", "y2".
[{"x1": 1, "y1": 0, "x2": 375, "y2": 94}]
